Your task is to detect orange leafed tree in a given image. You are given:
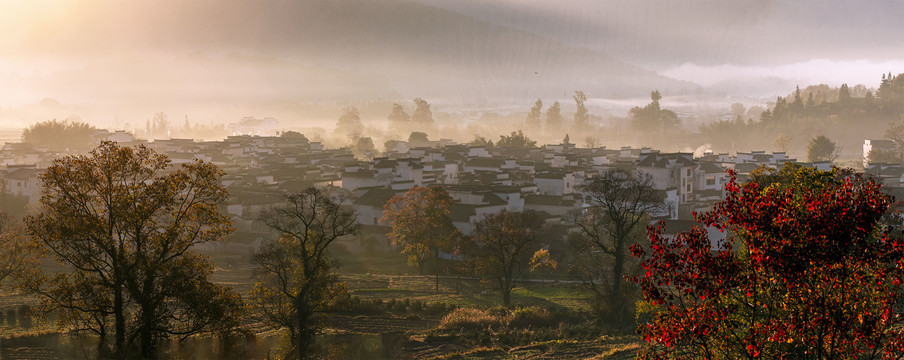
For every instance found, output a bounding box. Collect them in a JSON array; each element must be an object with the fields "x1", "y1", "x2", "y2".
[
  {"x1": 465, "y1": 210, "x2": 545, "y2": 306},
  {"x1": 25, "y1": 142, "x2": 242, "y2": 359},
  {"x1": 382, "y1": 186, "x2": 459, "y2": 293}
]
